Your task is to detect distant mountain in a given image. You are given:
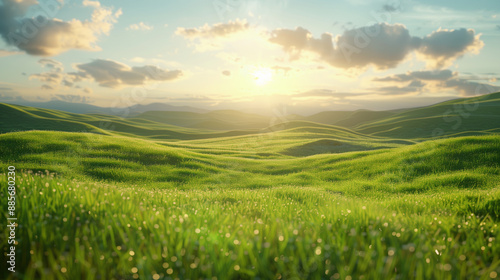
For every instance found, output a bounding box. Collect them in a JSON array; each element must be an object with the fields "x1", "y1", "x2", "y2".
[
  {"x1": 5, "y1": 100, "x2": 115, "y2": 115},
  {"x1": 4, "y1": 100, "x2": 208, "y2": 115},
  {"x1": 128, "y1": 103, "x2": 208, "y2": 115},
  {"x1": 302, "y1": 110, "x2": 391, "y2": 127},
  {"x1": 136, "y1": 110, "x2": 271, "y2": 130},
  {"x1": 2, "y1": 92, "x2": 499, "y2": 140}
]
